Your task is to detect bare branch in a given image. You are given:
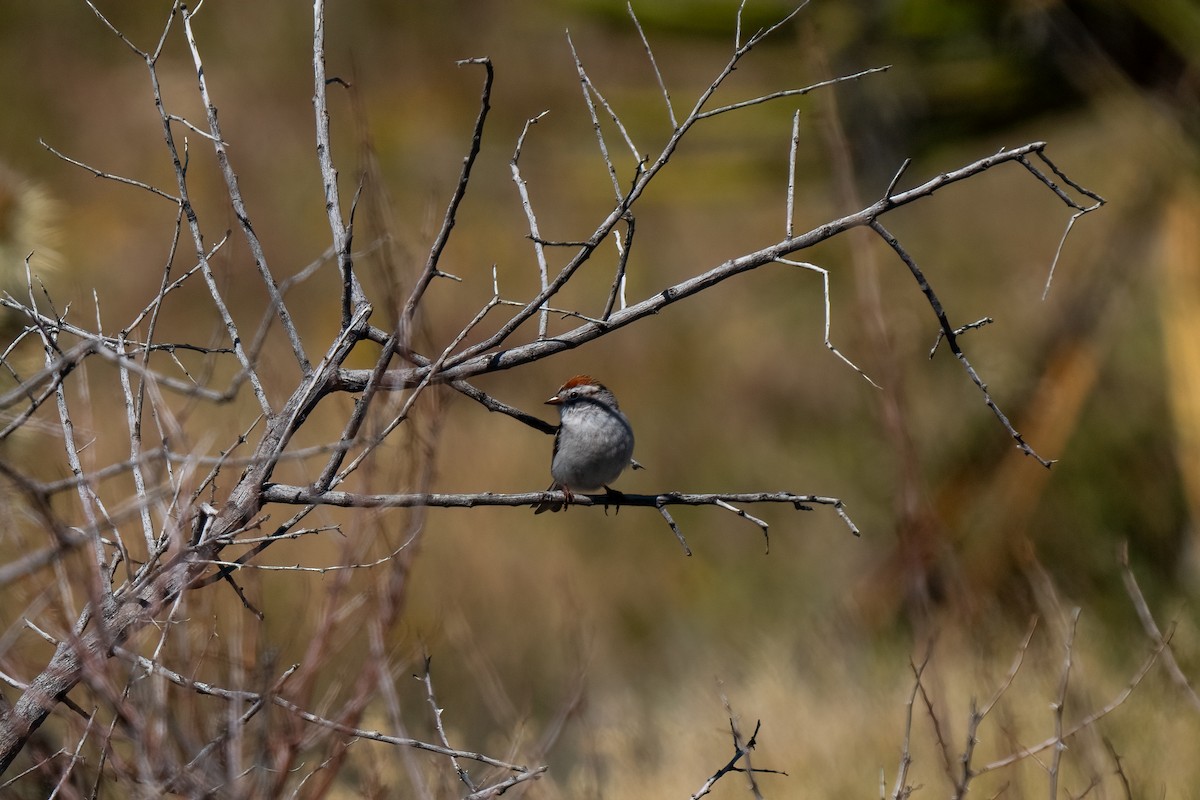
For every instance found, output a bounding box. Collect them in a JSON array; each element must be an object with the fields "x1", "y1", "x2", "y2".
[
  {"x1": 870, "y1": 220, "x2": 1054, "y2": 467},
  {"x1": 510, "y1": 111, "x2": 553, "y2": 338},
  {"x1": 420, "y1": 656, "x2": 477, "y2": 793},
  {"x1": 400, "y1": 57, "x2": 494, "y2": 338},
  {"x1": 737, "y1": 1, "x2": 808, "y2": 52},
  {"x1": 1119, "y1": 542, "x2": 1200, "y2": 712},
  {"x1": 976, "y1": 633, "x2": 1165, "y2": 777},
  {"x1": 698, "y1": 66, "x2": 890, "y2": 119},
  {"x1": 113, "y1": 649, "x2": 540, "y2": 775},
  {"x1": 891, "y1": 645, "x2": 933, "y2": 800},
  {"x1": 690, "y1": 720, "x2": 785, "y2": 799},
  {"x1": 1049, "y1": 608, "x2": 1083, "y2": 799},
  {"x1": 567, "y1": 31, "x2": 640, "y2": 198},
  {"x1": 713, "y1": 499, "x2": 771, "y2": 553},
  {"x1": 1015, "y1": 151, "x2": 1105, "y2": 299},
  {"x1": 786, "y1": 110, "x2": 800, "y2": 238},
  {"x1": 262, "y1": 483, "x2": 846, "y2": 512},
  {"x1": 39, "y1": 140, "x2": 181, "y2": 204},
  {"x1": 628, "y1": 2, "x2": 676, "y2": 129},
  {"x1": 601, "y1": 218, "x2": 634, "y2": 321},
  {"x1": 953, "y1": 617, "x2": 1038, "y2": 799},
  {"x1": 260, "y1": 485, "x2": 860, "y2": 546},
  {"x1": 929, "y1": 317, "x2": 994, "y2": 359},
  {"x1": 654, "y1": 501, "x2": 692, "y2": 556},
  {"x1": 143, "y1": 26, "x2": 272, "y2": 417},
  {"x1": 181, "y1": 3, "x2": 309, "y2": 374},
  {"x1": 312, "y1": 0, "x2": 367, "y2": 330},
  {"x1": 776, "y1": 258, "x2": 879, "y2": 387},
  {"x1": 81, "y1": 0, "x2": 155, "y2": 57}
]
